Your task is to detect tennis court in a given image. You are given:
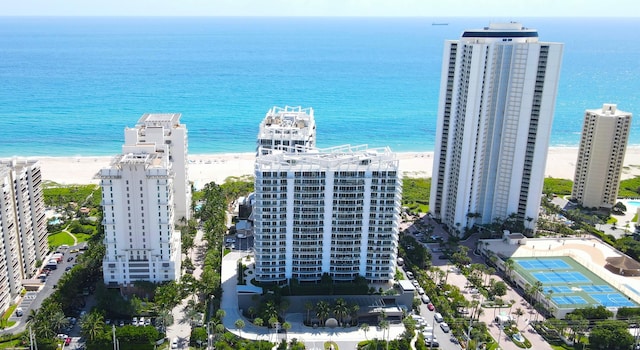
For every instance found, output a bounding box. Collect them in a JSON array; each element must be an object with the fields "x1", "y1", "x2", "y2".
[
  {"x1": 552, "y1": 295, "x2": 587, "y2": 306},
  {"x1": 517, "y1": 258, "x2": 570, "y2": 270},
  {"x1": 591, "y1": 293, "x2": 636, "y2": 307},
  {"x1": 512, "y1": 257, "x2": 637, "y2": 310},
  {"x1": 532, "y1": 271, "x2": 590, "y2": 283}
]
